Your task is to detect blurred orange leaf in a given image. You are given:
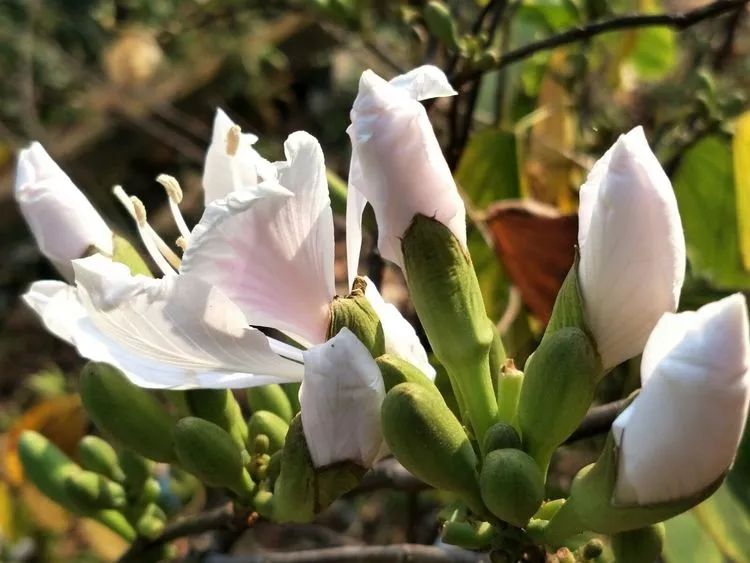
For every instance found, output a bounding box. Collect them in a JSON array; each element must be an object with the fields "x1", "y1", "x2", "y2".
[
  {"x1": 78, "y1": 518, "x2": 130, "y2": 561},
  {"x1": 484, "y1": 200, "x2": 577, "y2": 324},
  {"x1": 3, "y1": 395, "x2": 87, "y2": 486},
  {"x1": 19, "y1": 482, "x2": 71, "y2": 532}
]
